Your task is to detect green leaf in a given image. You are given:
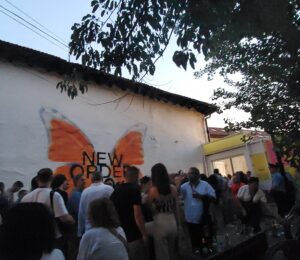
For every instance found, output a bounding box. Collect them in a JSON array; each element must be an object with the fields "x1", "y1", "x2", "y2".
[
  {"x1": 149, "y1": 64, "x2": 155, "y2": 75},
  {"x1": 91, "y1": 0, "x2": 98, "y2": 7},
  {"x1": 66, "y1": 0, "x2": 300, "y2": 168},
  {"x1": 172, "y1": 51, "x2": 188, "y2": 70},
  {"x1": 92, "y1": 4, "x2": 99, "y2": 13},
  {"x1": 82, "y1": 14, "x2": 92, "y2": 21},
  {"x1": 189, "y1": 53, "x2": 197, "y2": 69}
]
